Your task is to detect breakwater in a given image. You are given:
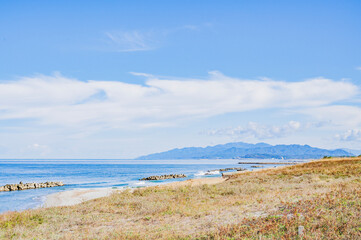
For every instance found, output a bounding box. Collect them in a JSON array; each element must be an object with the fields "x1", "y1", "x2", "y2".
[
  {"x1": 214, "y1": 167, "x2": 246, "y2": 172},
  {"x1": 238, "y1": 162, "x2": 296, "y2": 165},
  {"x1": 0, "y1": 182, "x2": 64, "y2": 192},
  {"x1": 140, "y1": 174, "x2": 187, "y2": 181}
]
